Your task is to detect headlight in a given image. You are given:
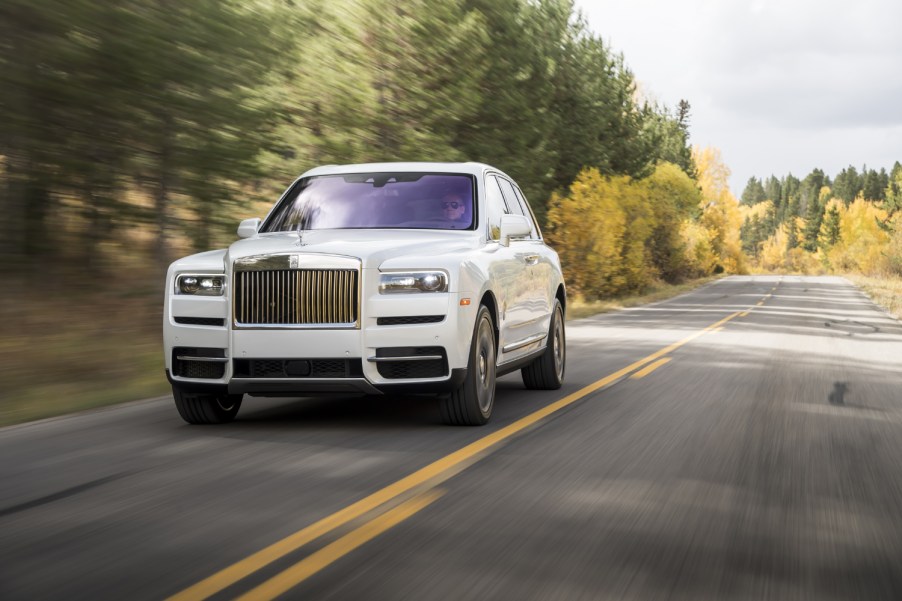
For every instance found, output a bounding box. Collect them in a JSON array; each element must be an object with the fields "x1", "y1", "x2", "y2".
[
  {"x1": 176, "y1": 274, "x2": 225, "y2": 296},
  {"x1": 379, "y1": 271, "x2": 448, "y2": 294}
]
